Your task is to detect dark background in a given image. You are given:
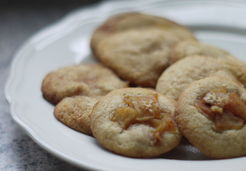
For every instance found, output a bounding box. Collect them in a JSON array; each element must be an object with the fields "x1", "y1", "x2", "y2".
[{"x1": 0, "y1": 0, "x2": 101, "y2": 170}]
